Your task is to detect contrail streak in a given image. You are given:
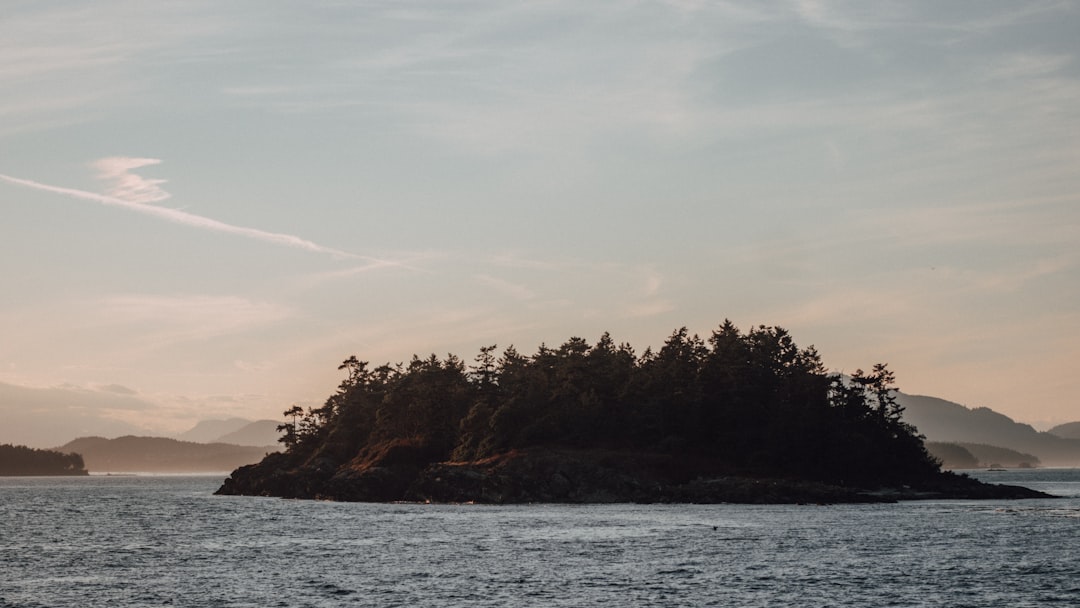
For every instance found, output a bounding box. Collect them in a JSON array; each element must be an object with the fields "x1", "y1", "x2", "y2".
[{"x1": 0, "y1": 172, "x2": 359, "y2": 259}]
